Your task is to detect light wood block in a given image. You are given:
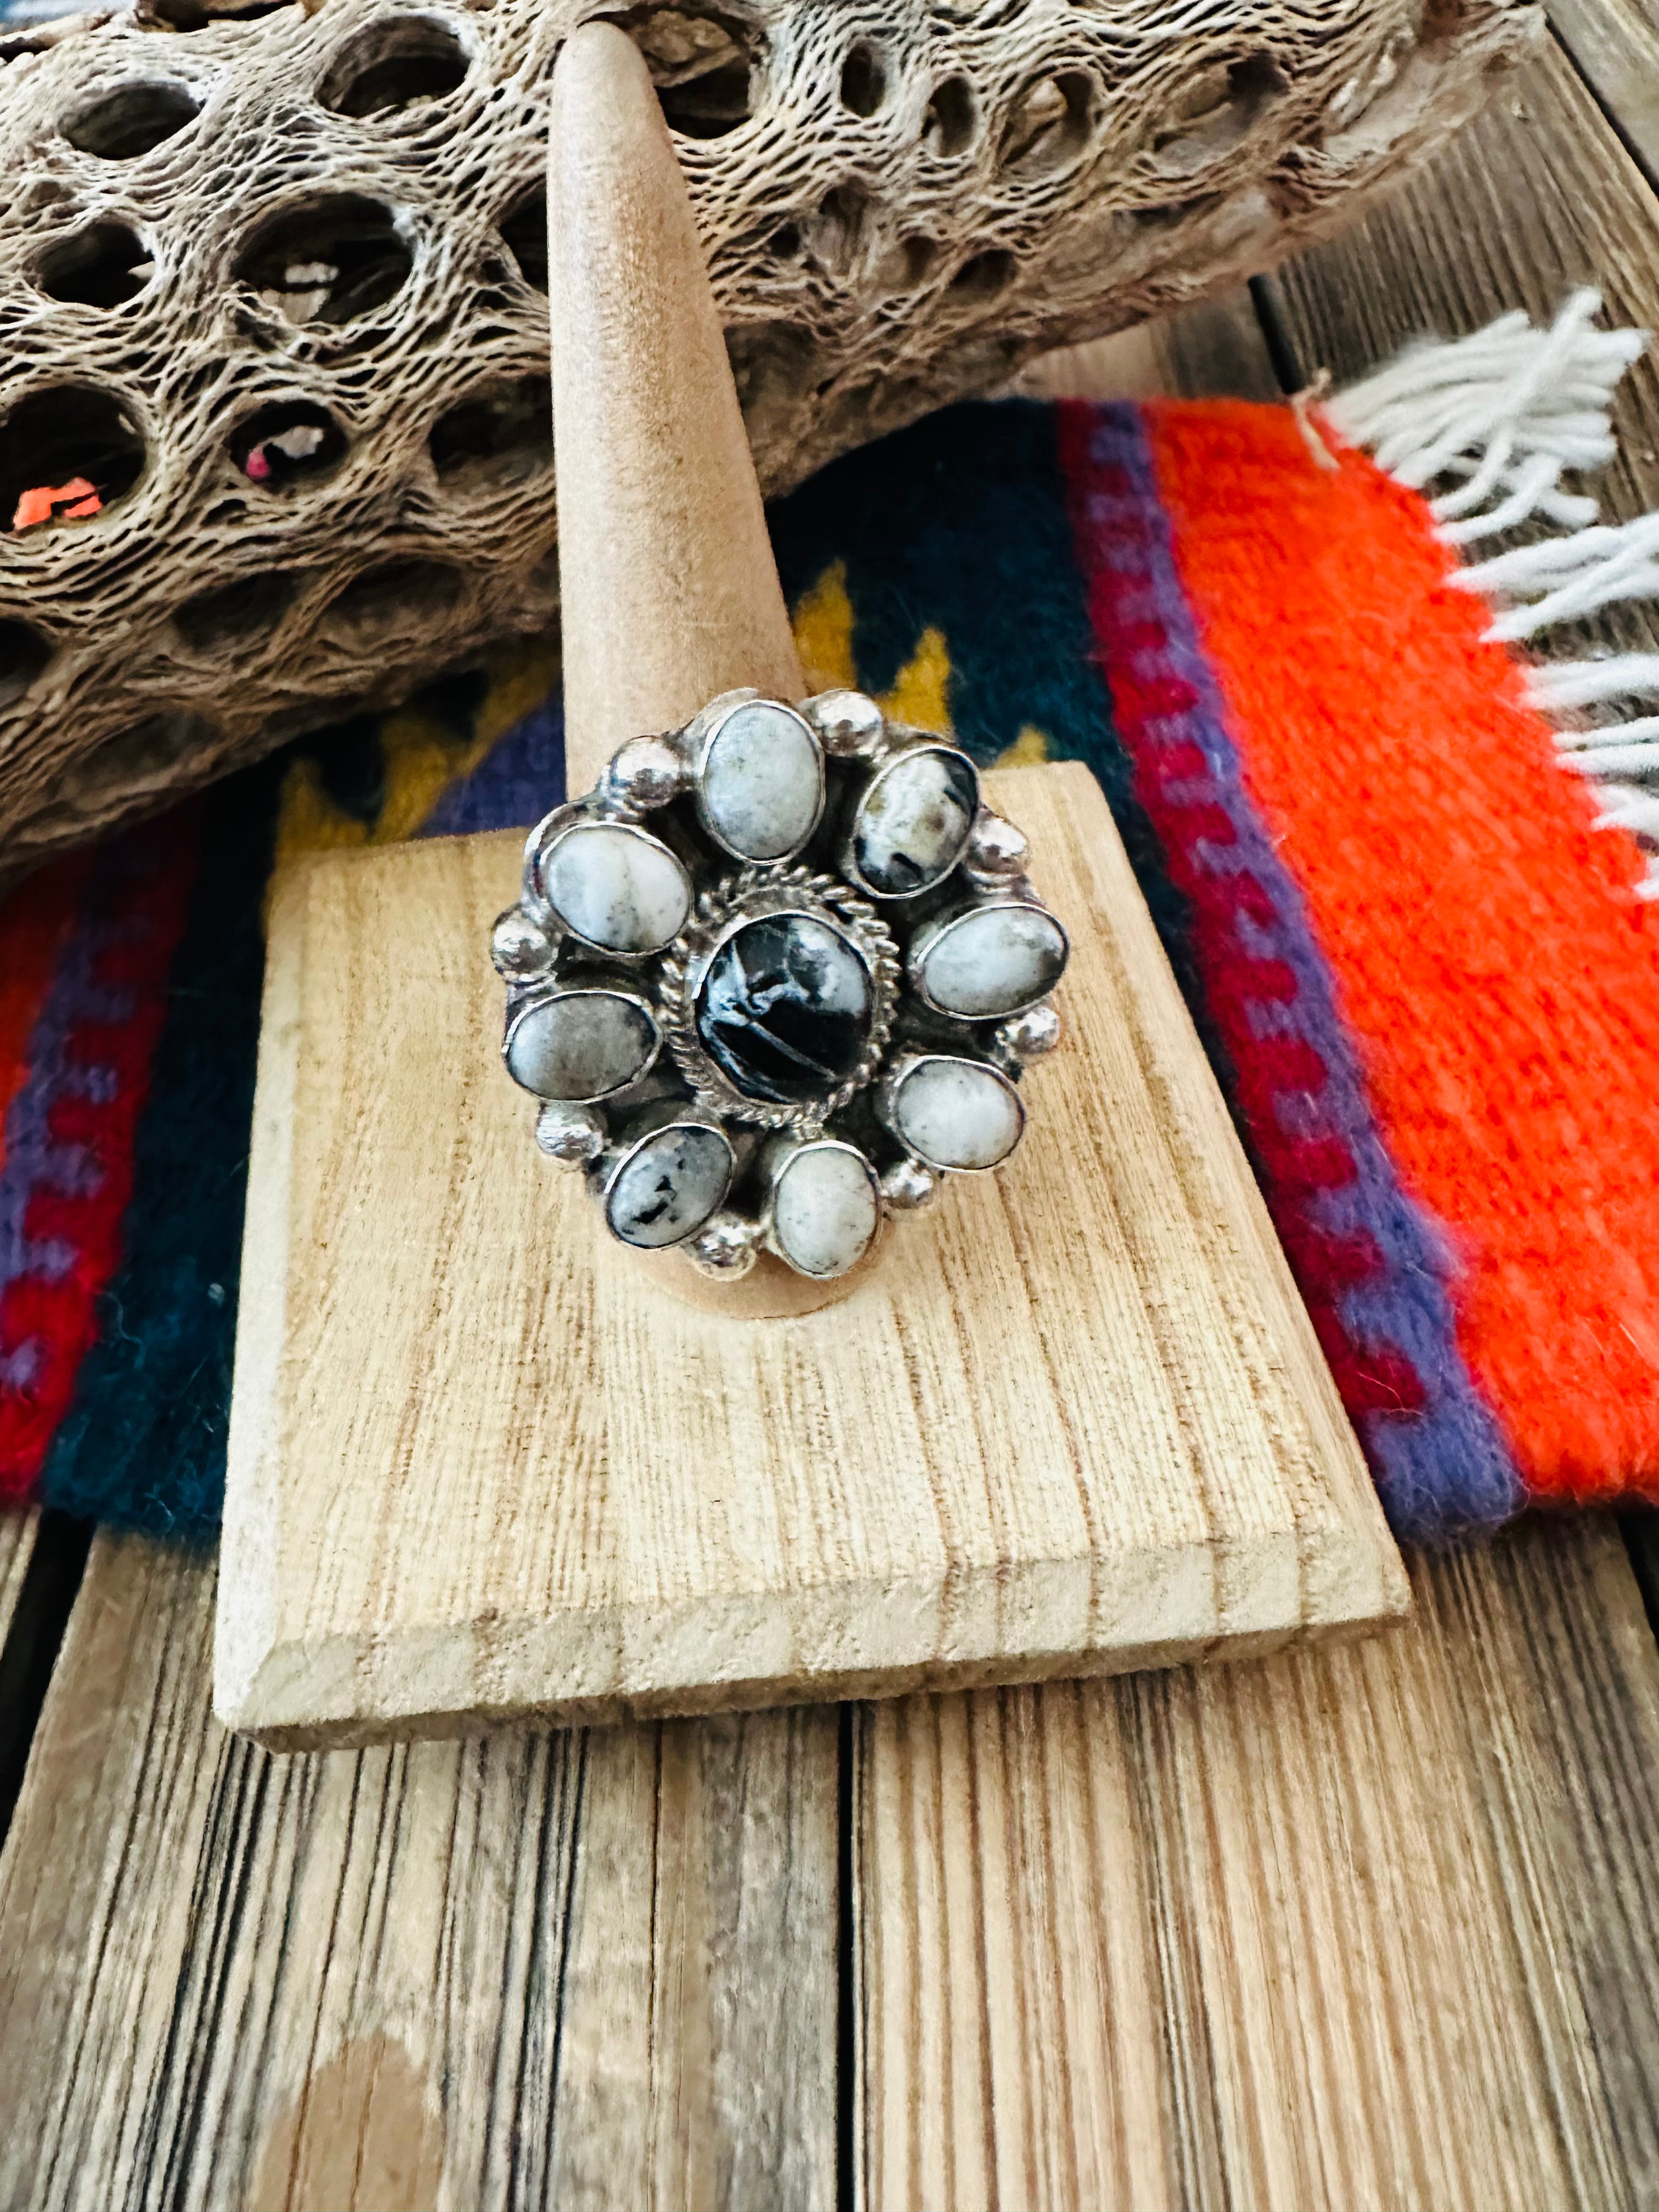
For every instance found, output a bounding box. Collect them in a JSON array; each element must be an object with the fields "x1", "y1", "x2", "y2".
[
  {"x1": 215, "y1": 26, "x2": 1403, "y2": 1749},
  {"x1": 216, "y1": 759, "x2": 1406, "y2": 1748}
]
